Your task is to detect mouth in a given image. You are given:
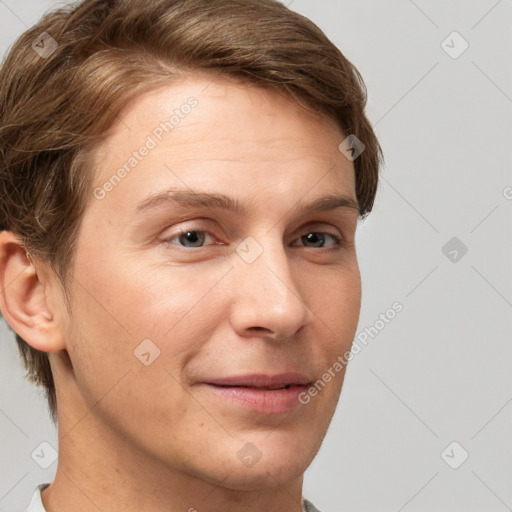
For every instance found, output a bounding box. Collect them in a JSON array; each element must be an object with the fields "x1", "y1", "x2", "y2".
[
  {"x1": 204, "y1": 372, "x2": 311, "y2": 388},
  {"x1": 200, "y1": 372, "x2": 312, "y2": 414},
  {"x1": 214, "y1": 383, "x2": 295, "y2": 390}
]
